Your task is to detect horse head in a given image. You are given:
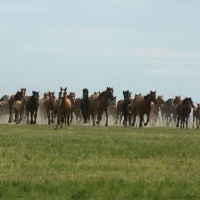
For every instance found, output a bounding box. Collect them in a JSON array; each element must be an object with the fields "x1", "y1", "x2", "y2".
[
  {"x1": 123, "y1": 90, "x2": 131, "y2": 101},
  {"x1": 148, "y1": 91, "x2": 157, "y2": 104},
  {"x1": 83, "y1": 88, "x2": 89, "y2": 99},
  {"x1": 157, "y1": 95, "x2": 165, "y2": 105},
  {"x1": 59, "y1": 87, "x2": 67, "y2": 99},
  {"x1": 106, "y1": 87, "x2": 114, "y2": 100}
]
